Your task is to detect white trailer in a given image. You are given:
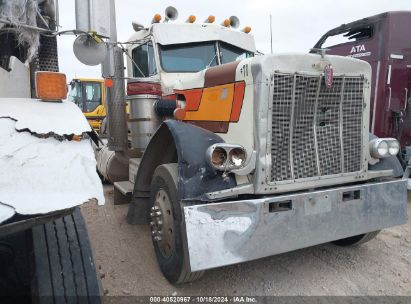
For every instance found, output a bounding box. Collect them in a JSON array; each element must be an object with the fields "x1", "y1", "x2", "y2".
[{"x1": 0, "y1": 0, "x2": 104, "y2": 301}]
